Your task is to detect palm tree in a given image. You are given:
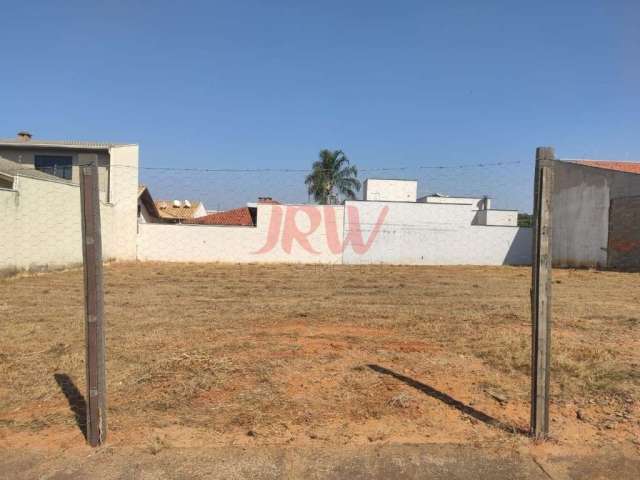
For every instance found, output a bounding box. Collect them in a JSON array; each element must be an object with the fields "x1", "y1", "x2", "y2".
[{"x1": 305, "y1": 150, "x2": 361, "y2": 204}]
